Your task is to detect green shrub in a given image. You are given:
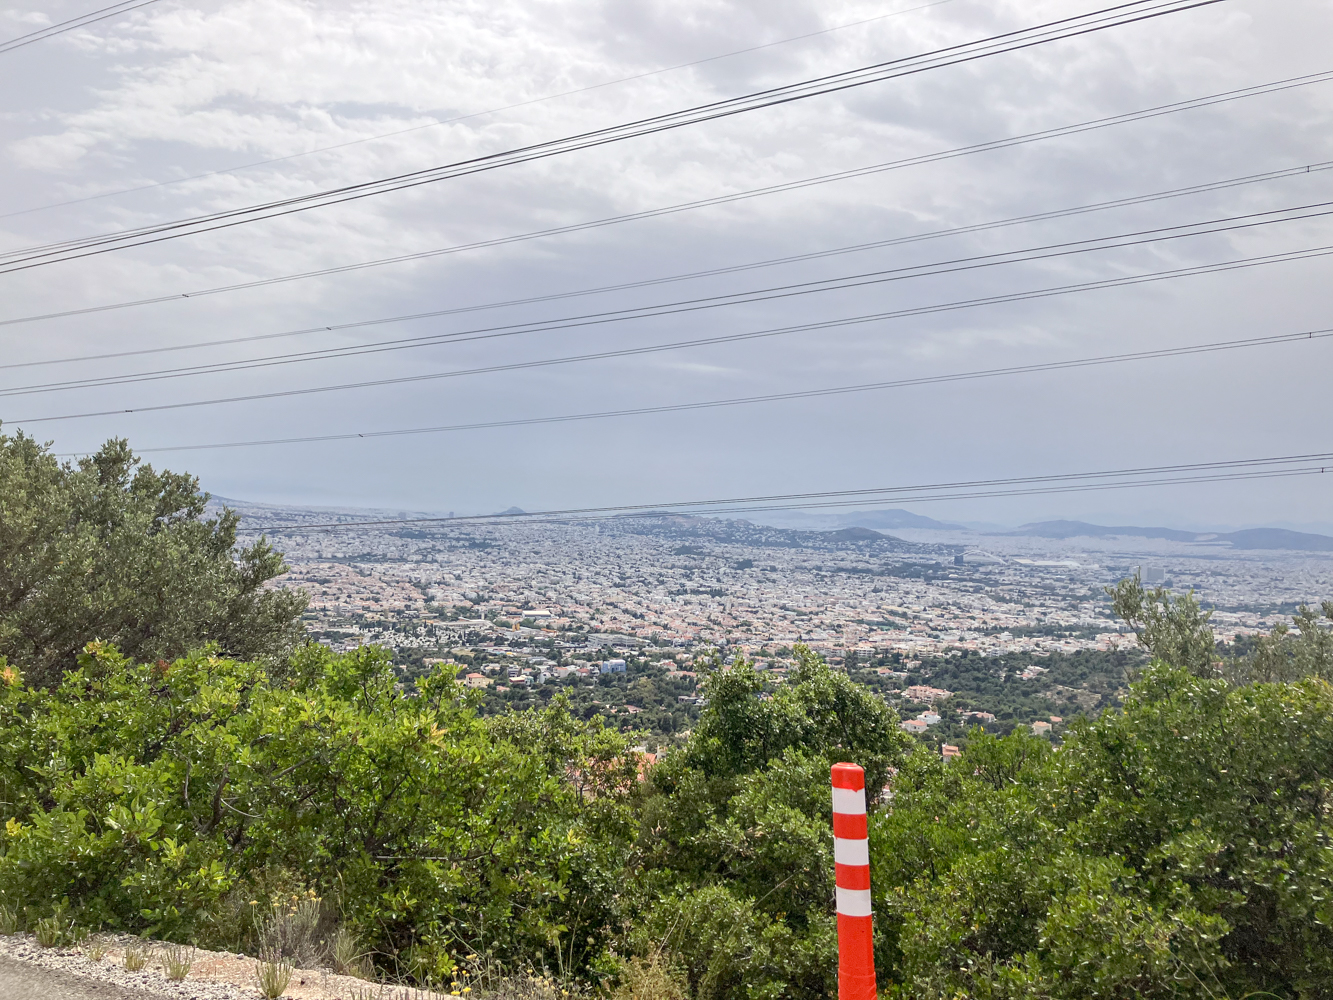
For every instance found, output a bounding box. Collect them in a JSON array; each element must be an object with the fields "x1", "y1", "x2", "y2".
[
  {"x1": 2, "y1": 608, "x2": 1330, "y2": 999},
  {"x1": 0, "y1": 641, "x2": 638, "y2": 977},
  {"x1": 871, "y1": 664, "x2": 1333, "y2": 998}
]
